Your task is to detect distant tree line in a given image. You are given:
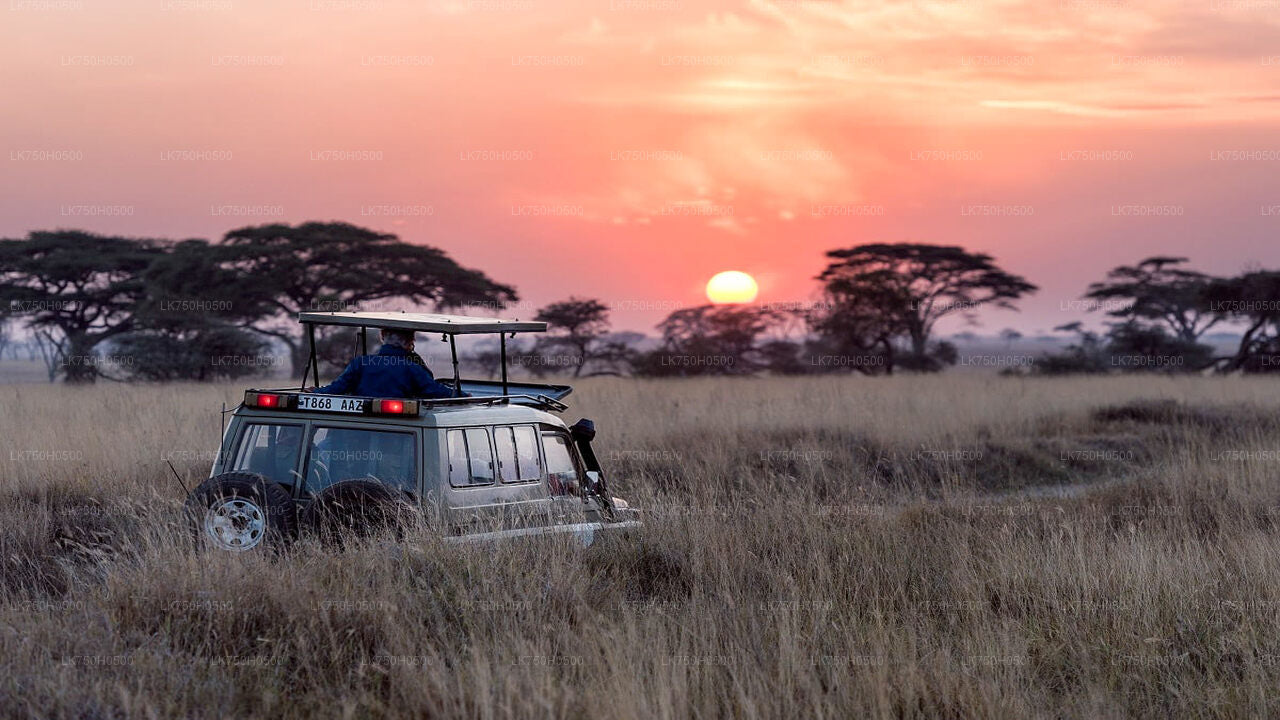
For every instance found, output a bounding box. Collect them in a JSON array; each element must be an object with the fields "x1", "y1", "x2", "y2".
[
  {"x1": 511, "y1": 243, "x2": 1041, "y2": 378},
  {"x1": 5, "y1": 224, "x2": 1280, "y2": 382},
  {"x1": 513, "y1": 250, "x2": 1280, "y2": 378},
  {"x1": 1024, "y1": 257, "x2": 1280, "y2": 375}
]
